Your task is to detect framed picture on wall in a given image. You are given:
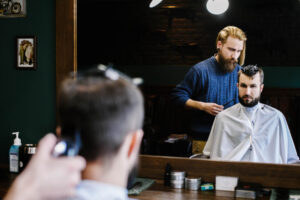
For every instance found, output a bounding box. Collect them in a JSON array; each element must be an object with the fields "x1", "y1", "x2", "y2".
[
  {"x1": 0, "y1": 0, "x2": 26, "y2": 18},
  {"x1": 16, "y1": 36, "x2": 37, "y2": 70}
]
